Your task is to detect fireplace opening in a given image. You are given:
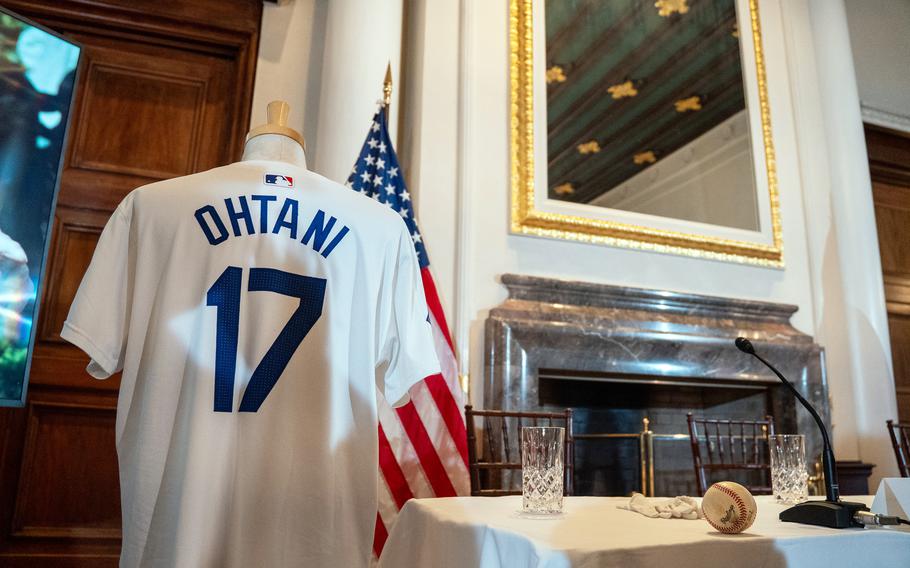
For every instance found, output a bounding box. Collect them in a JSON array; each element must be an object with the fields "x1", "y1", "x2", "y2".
[{"x1": 538, "y1": 371, "x2": 778, "y2": 497}]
